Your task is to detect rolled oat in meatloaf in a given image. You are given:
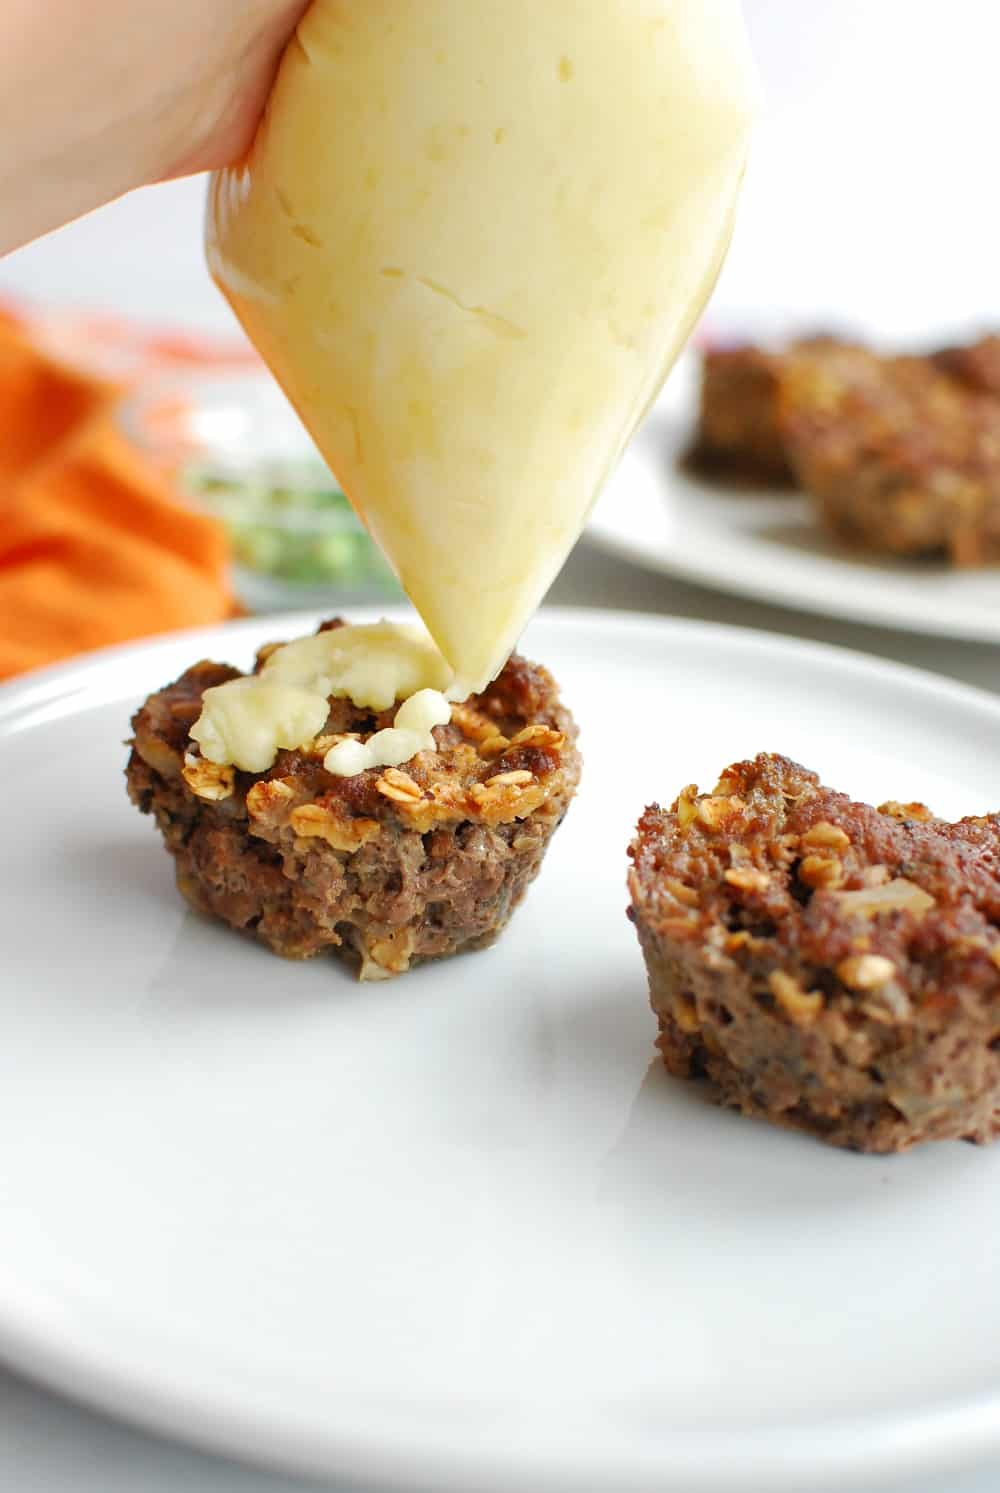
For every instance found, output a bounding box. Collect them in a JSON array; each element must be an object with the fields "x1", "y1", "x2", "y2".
[
  {"x1": 127, "y1": 621, "x2": 580, "y2": 980},
  {"x1": 628, "y1": 753, "x2": 1000, "y2": 1153}
]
